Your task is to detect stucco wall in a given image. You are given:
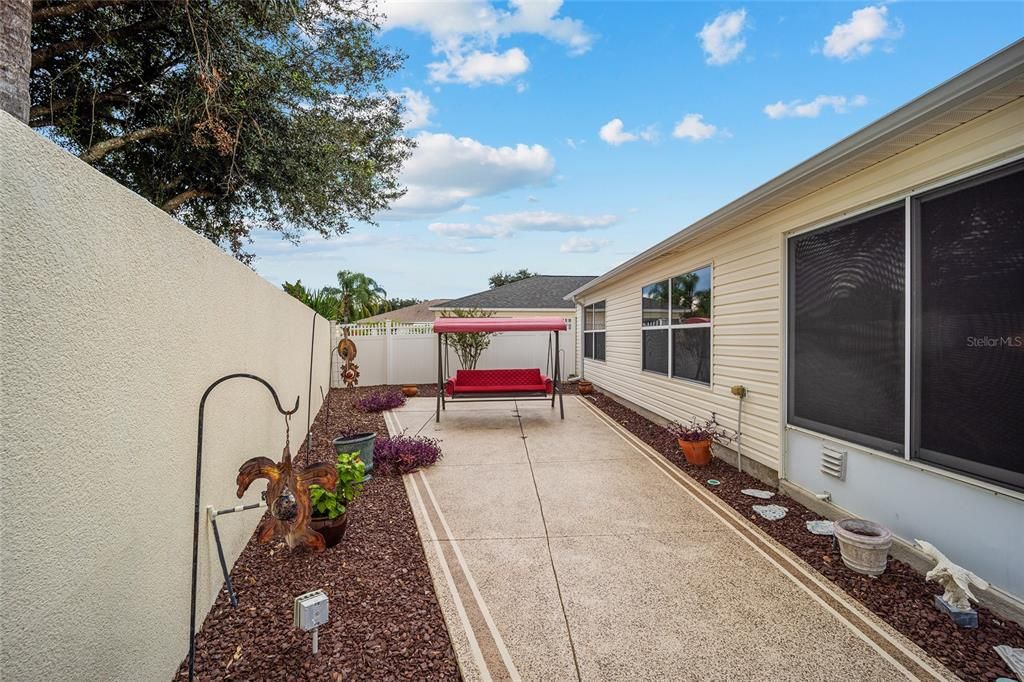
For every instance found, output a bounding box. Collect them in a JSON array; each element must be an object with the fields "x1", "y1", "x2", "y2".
[{"x1": 0, "y1": 112, "x2": 331, "y2": 681}]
